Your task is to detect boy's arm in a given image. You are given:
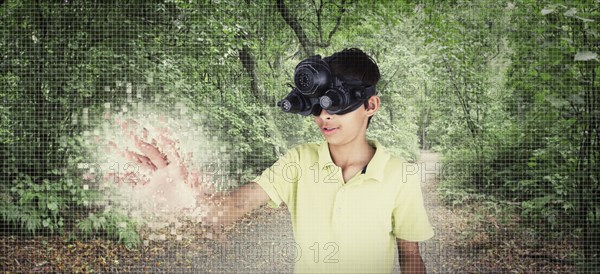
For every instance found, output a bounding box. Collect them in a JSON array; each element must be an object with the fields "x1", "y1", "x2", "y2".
[
  {"x1": 103, "y1": 118, "x2": 273, "y2": 227},
  {"x1": 397, "y1": 239, "x2": 426, "y2": 274},
  {"x1": 203, "y1": 182, "x2": 271, "y2": 227}
]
